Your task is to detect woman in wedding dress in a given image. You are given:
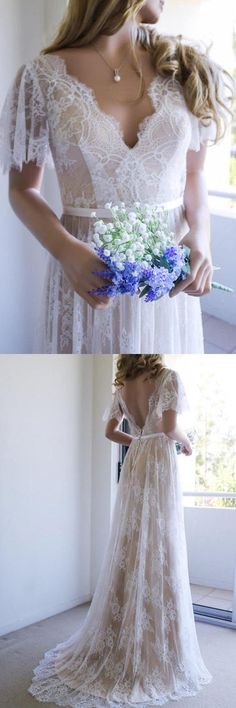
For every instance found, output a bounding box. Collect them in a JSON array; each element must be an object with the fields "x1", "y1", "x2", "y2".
[
  {"x1": 0, "y1": 1, "x2": 233, "y2": 353},
  {"x1": 28, "y1": 354, "x2": 212, "y2": 707}
]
